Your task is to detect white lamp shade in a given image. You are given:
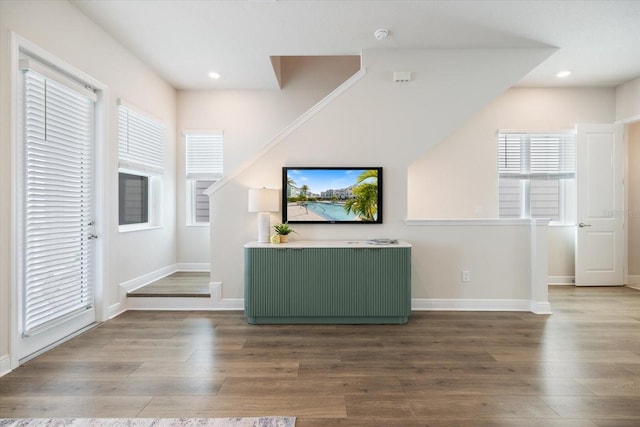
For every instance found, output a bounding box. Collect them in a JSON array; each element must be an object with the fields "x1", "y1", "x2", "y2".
[
  {"x1": 248, "y1": 188, "x2": 280, "y2": 213},
  {"x1": 248, "y1": 188, "x2": 279, "y2": 243}
]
